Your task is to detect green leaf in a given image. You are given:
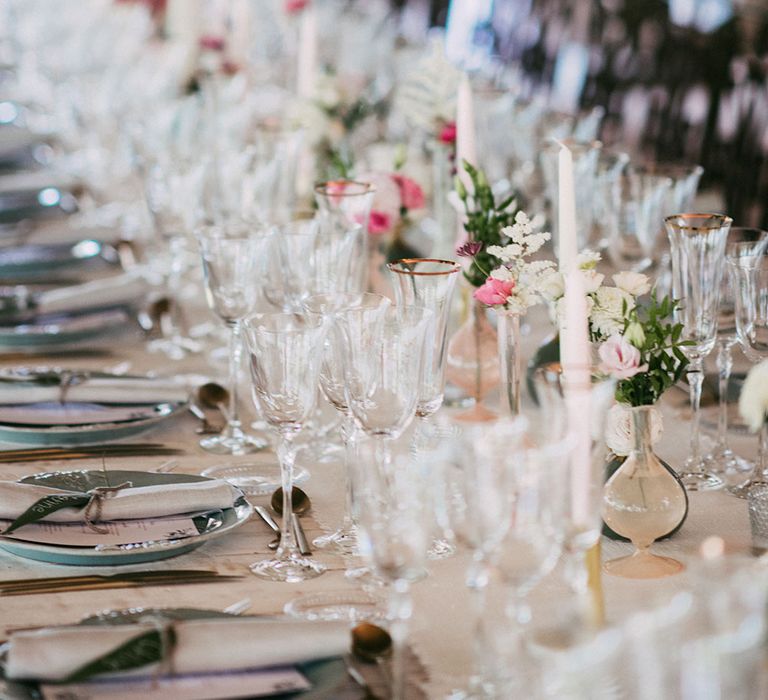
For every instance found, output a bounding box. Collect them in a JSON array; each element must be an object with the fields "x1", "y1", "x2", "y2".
[
  {"x1": 63, "y1": 629, "x2": 173, "y2": 683},
  {"x1": 3, "y1": 493, "x2": 89, "y2": 534}
]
